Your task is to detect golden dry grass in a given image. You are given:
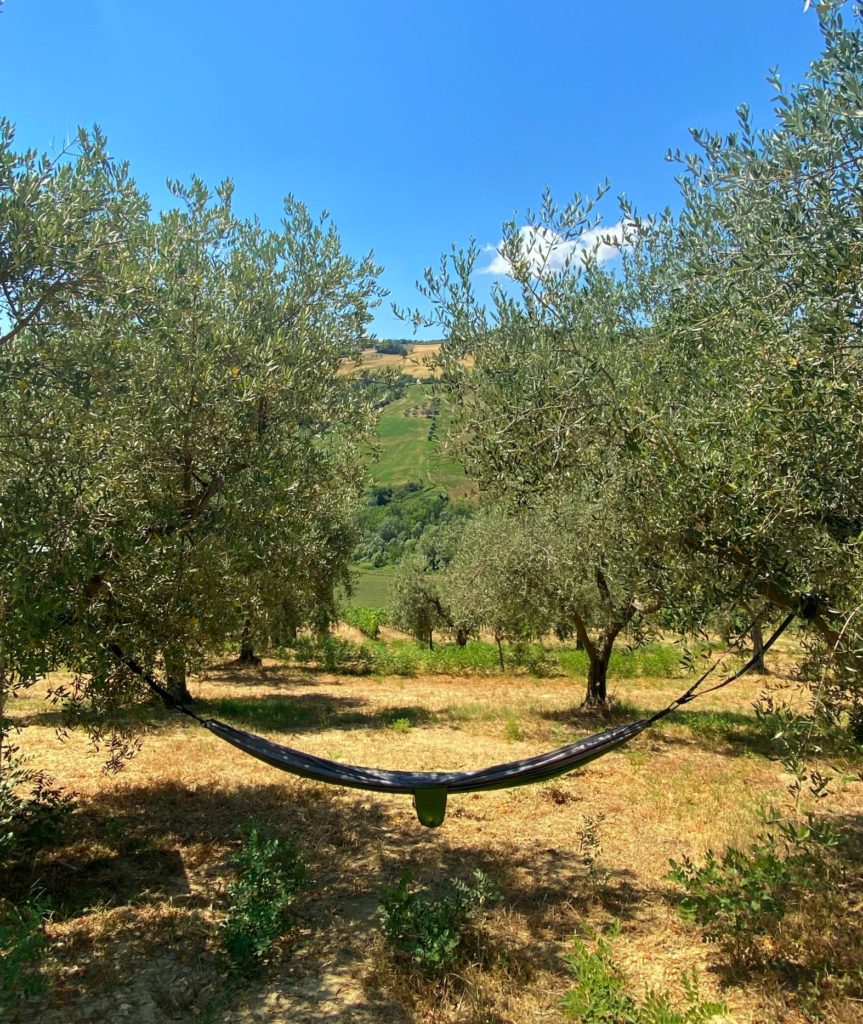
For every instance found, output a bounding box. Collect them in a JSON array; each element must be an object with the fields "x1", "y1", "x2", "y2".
[
  {"x1": 6, "y1": 650, "x2": 863, "y2": 1024},
  {"x1": 340, "y1": 344, "x2": 472, "y2": 380}
]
